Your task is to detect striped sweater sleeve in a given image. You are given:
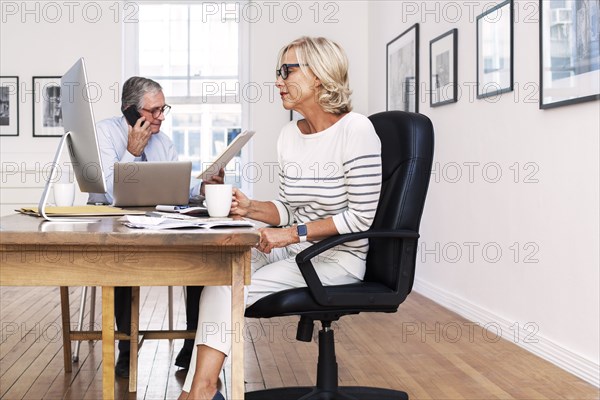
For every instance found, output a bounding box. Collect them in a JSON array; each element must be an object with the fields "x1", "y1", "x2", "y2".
[
  {"x1": 331, "y1": 118, "x2": 382, "y2": 235},
  {"x1": 270, "y1": 128, "x2": 294, "y2": 226}
]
